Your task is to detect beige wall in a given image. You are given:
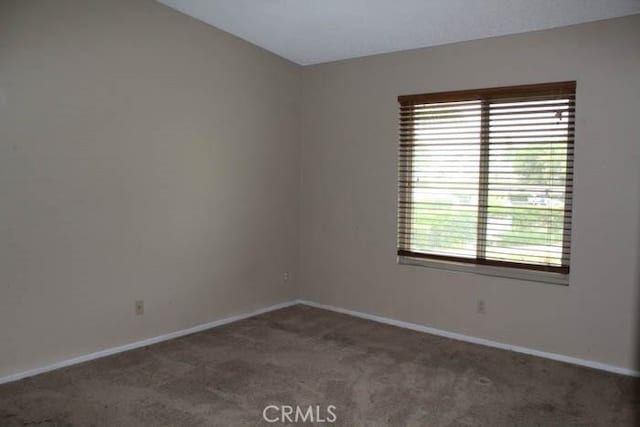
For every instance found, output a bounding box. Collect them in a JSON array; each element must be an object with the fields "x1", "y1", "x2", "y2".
[
  {"x1": 299, "y1": 15, "x2": 640, "y2": 370},
  {"x1": 0, "y1": 0, "x2": 300, "y2": 377}
]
